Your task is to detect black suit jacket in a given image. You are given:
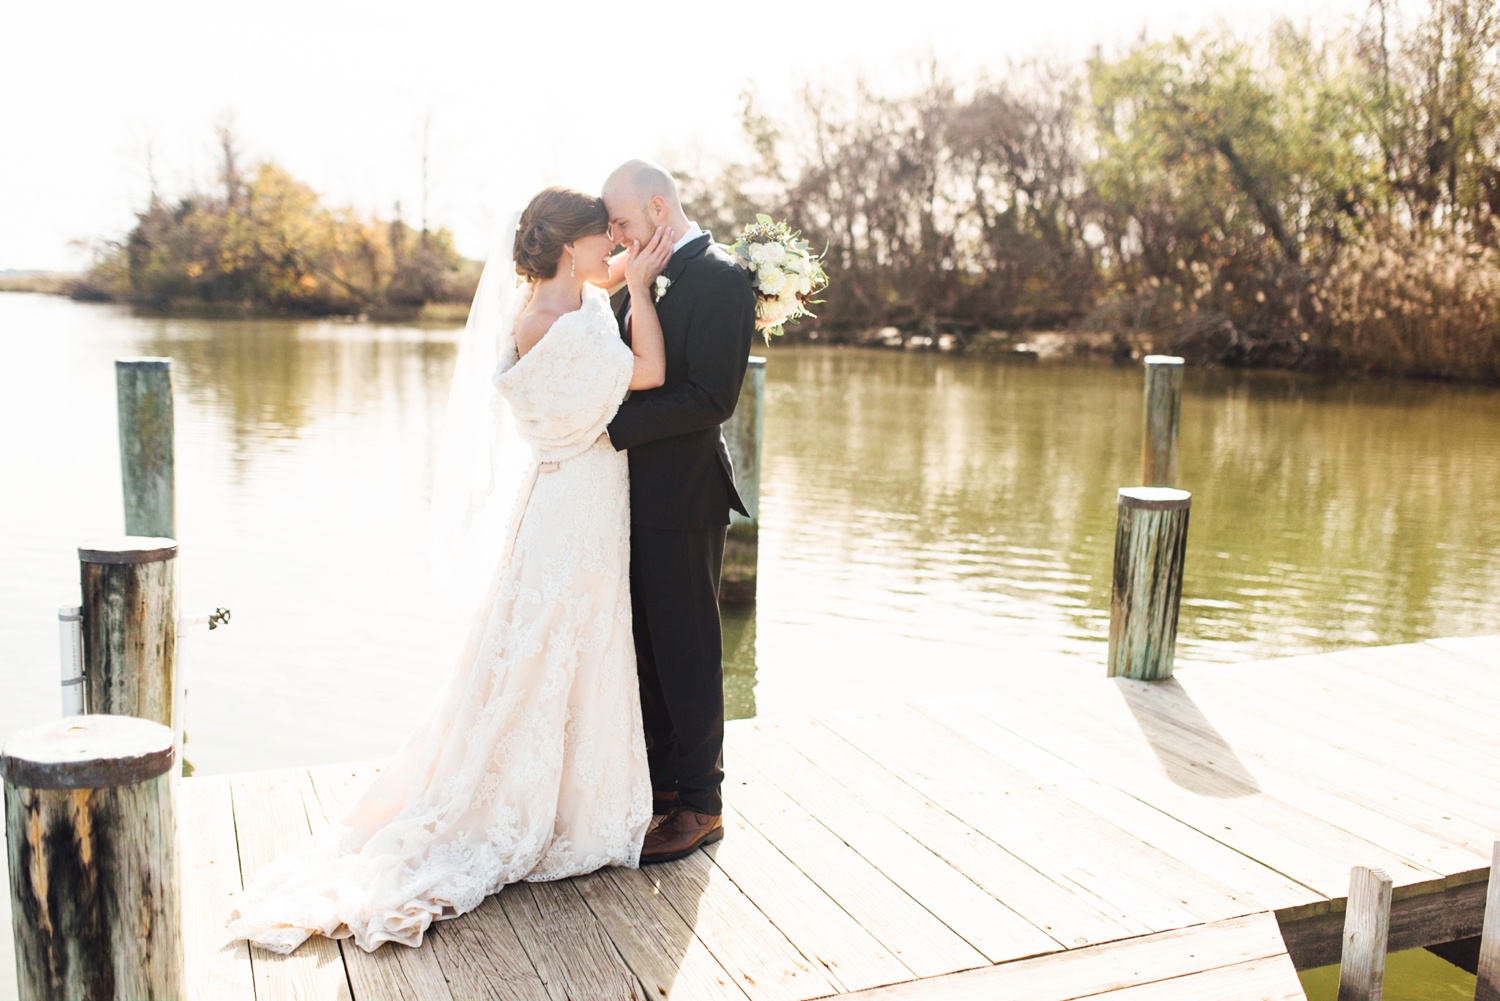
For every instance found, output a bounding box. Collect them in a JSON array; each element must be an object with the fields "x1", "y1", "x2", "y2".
[{"x1": 607, "y1": 231, "x2": 757, "y2": 530}]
